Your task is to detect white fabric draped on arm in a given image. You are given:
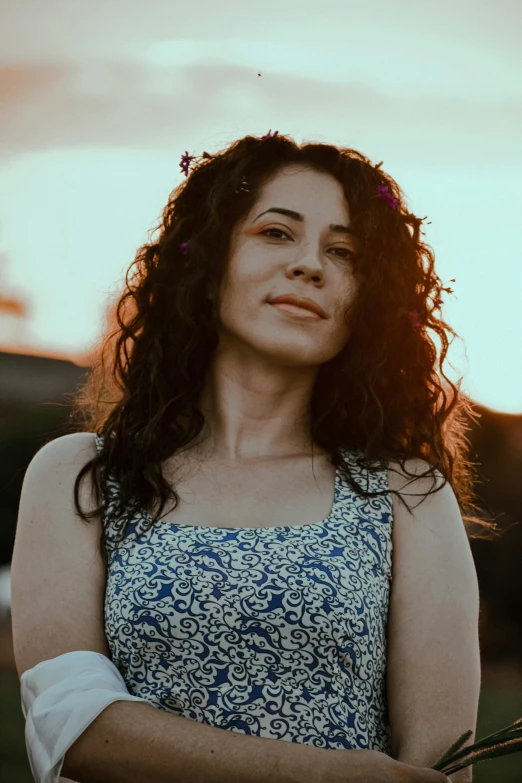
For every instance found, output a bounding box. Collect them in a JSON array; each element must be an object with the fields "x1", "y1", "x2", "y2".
[{"x1": 20, "y1": 650, "x2": 151, "y2": 783}]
